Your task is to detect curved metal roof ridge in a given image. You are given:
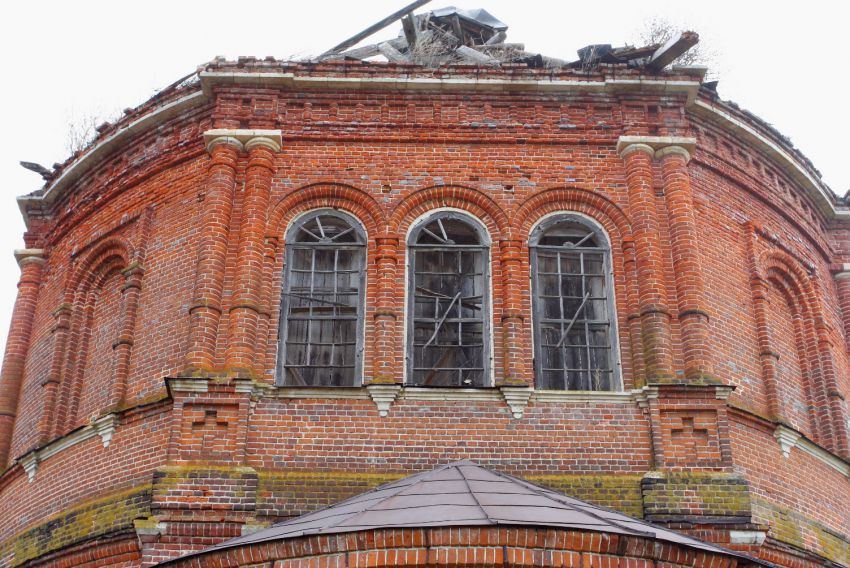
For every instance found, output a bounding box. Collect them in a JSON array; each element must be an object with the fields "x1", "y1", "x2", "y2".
[{"x1": 157, "y1": 461, "x2": 771, "y2": 566}]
